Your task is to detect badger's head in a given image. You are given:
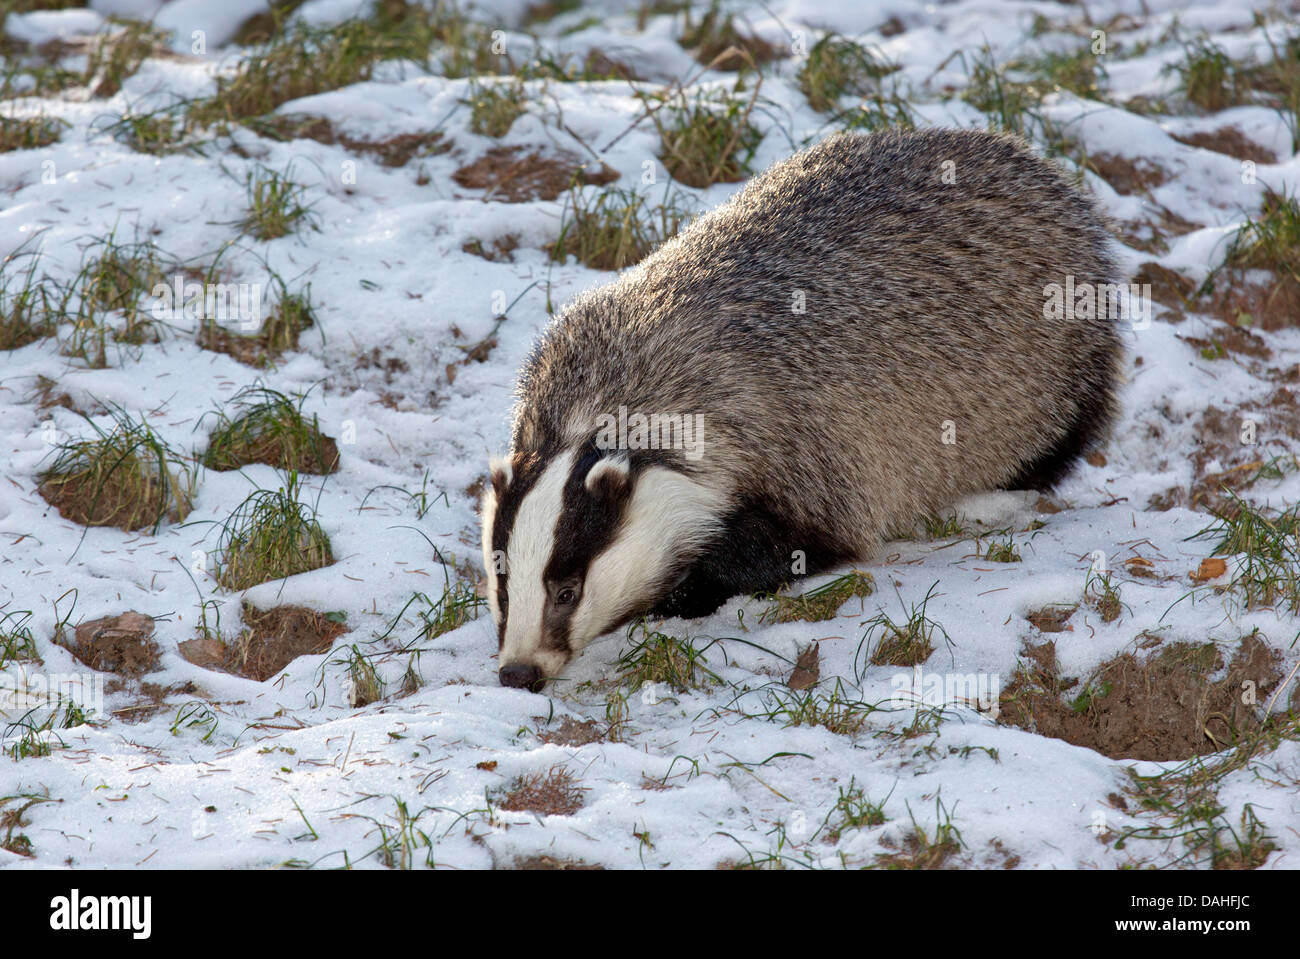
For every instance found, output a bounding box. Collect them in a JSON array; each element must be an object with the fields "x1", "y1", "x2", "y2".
[{"x1": 481, "y1": 442, "x2": 725, "y2": 692}]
